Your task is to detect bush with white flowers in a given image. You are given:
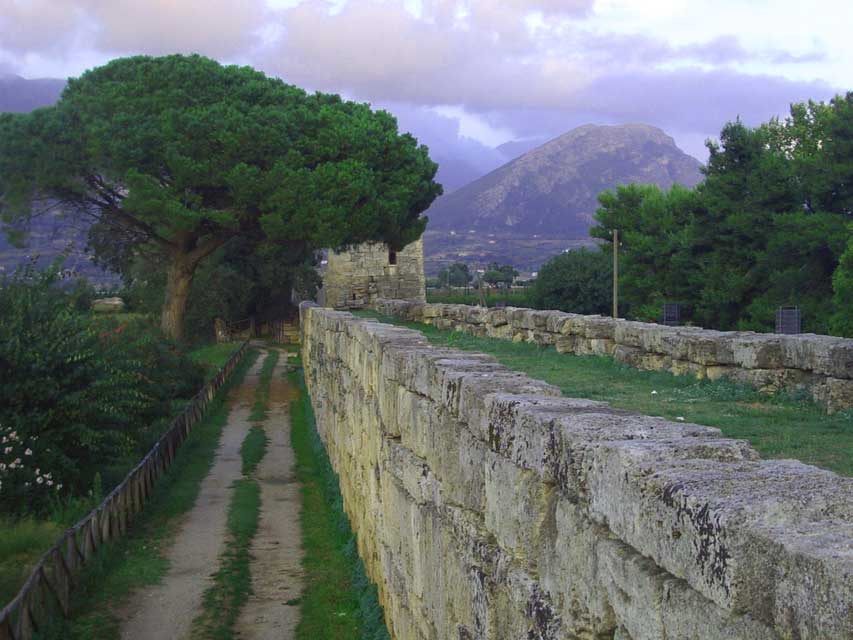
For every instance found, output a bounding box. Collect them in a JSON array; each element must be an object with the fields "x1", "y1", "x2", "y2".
[
  {"x1": 0, "y1": 265, "x2": 204, "y2": 515},
  {"x1": 0, "y1": 424, "x2": 63, "y2": 512}
]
